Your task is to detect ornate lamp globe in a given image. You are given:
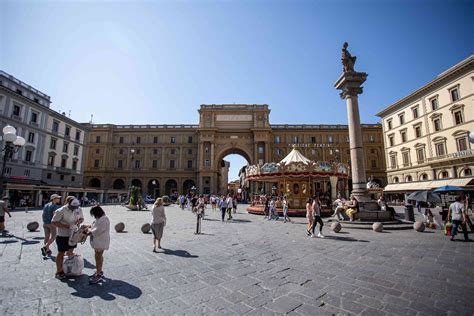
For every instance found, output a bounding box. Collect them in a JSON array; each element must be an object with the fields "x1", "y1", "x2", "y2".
[
  {"x1": 13, "y1": 136, "x2": 26, "y2": 146},
  {"x1": 469, "y1": 132, "x2": 474, "y2": 144},
  {"x1": 3, "y1": 132, "x2": 17, "y2": 143},
  {"x1": 2, "y1": 125, "x2": 16, "y2": 135}
]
